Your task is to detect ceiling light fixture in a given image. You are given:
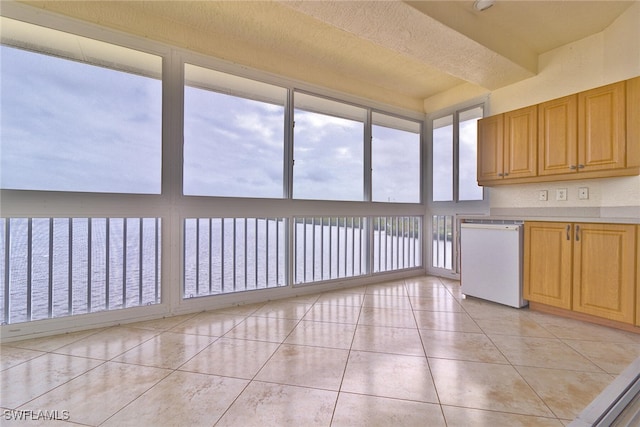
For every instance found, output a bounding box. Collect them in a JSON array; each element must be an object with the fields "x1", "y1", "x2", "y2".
[{"x1": 473, "y1": 0, "x2": 495, "y2": 12}]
